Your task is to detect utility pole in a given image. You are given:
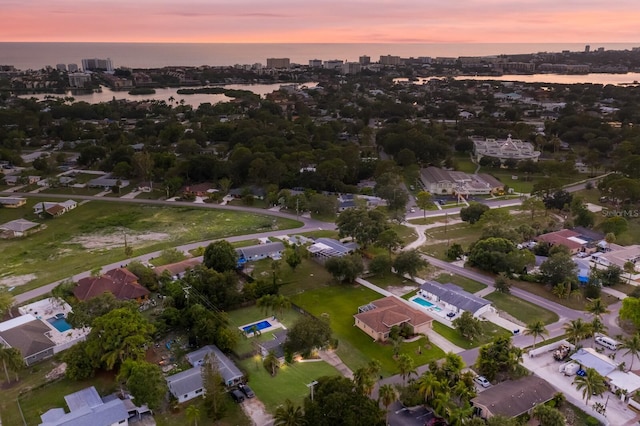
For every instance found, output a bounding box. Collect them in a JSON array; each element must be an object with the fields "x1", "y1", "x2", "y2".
[{"x1": 296, "y1": 197, "x2": 299, "y2": 220}]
